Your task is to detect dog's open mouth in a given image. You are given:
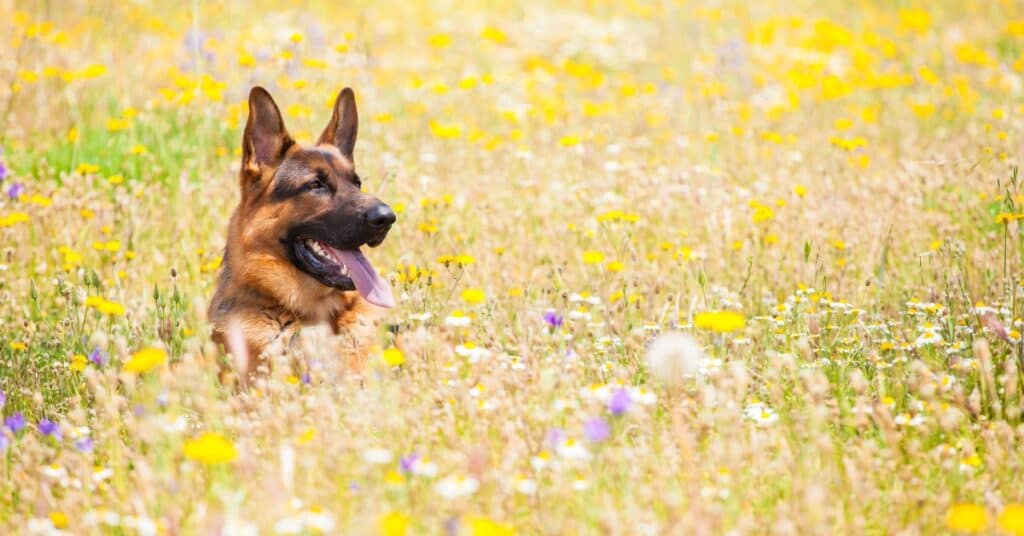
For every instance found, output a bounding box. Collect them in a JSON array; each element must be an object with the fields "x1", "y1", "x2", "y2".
[{"x1": 293, "y1": 238, "x2": 394, "y2": 308}]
